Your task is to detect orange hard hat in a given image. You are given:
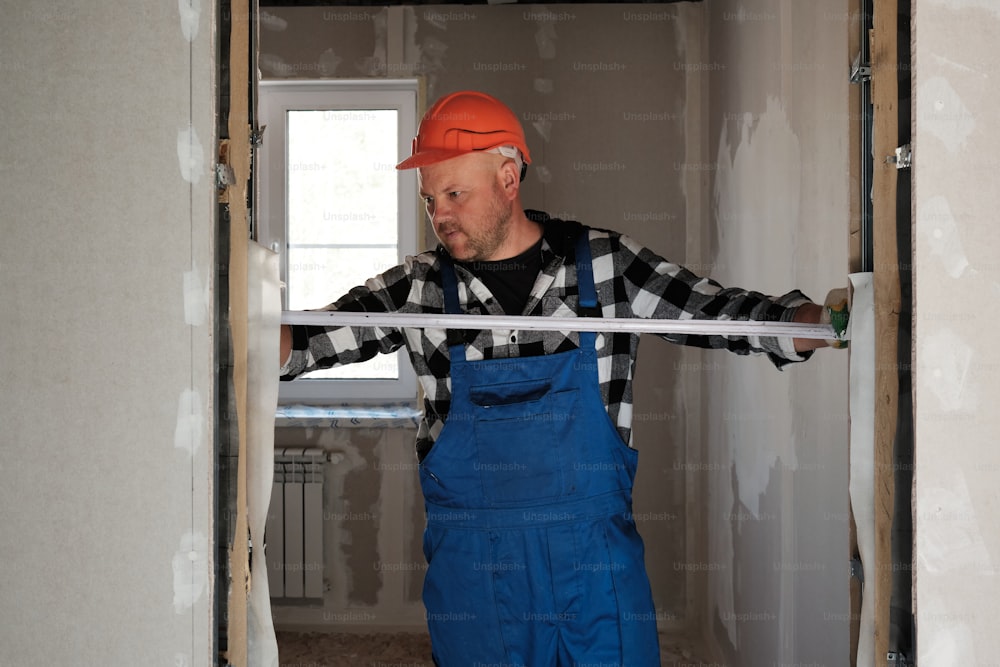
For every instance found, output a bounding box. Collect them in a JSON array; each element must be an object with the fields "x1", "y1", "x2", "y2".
[{"x1": 396, "y1": 90, "x2": 532, "y2": 170}]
